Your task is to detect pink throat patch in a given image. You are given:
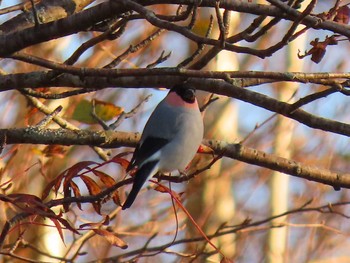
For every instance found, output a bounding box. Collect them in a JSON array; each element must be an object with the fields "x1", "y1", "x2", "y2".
[{"x1": 165, "y1": 92, "x2": 199, "y2": 109}]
